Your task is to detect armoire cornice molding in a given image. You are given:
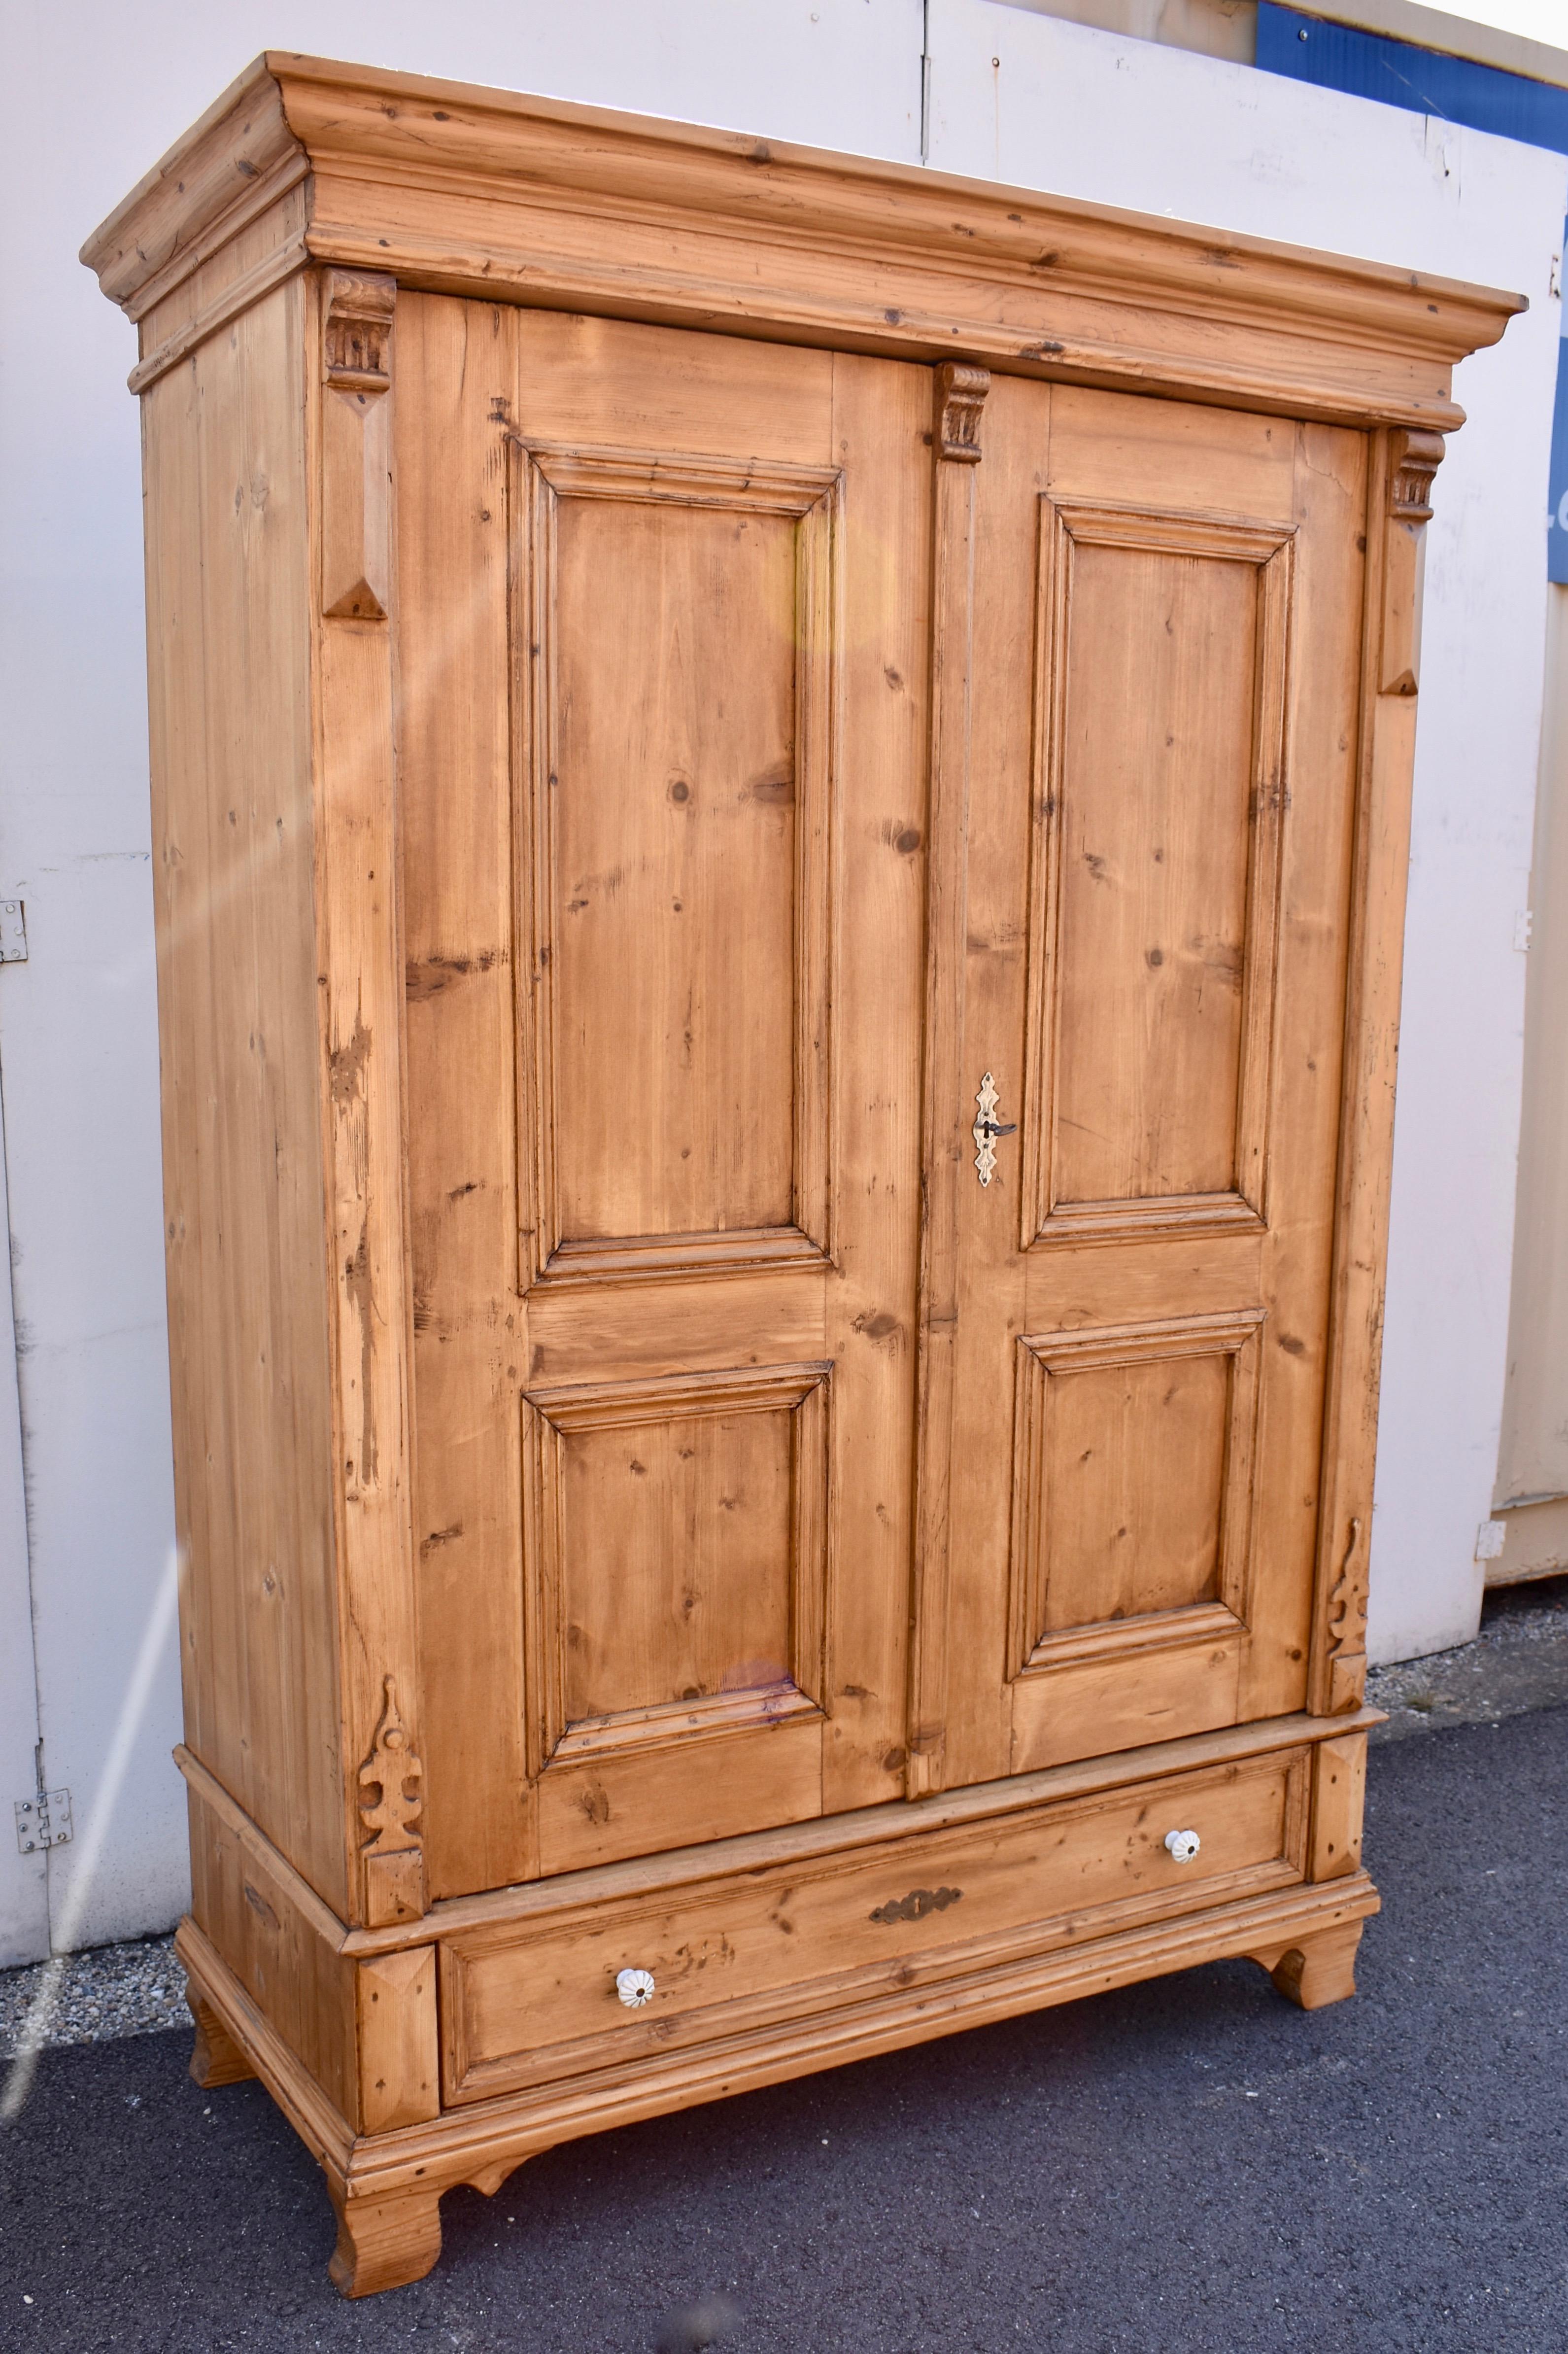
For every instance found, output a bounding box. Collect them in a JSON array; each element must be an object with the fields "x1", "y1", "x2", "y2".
[{"x1": 82, "y1": 50, "x2": 1523, "y2": 422}]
